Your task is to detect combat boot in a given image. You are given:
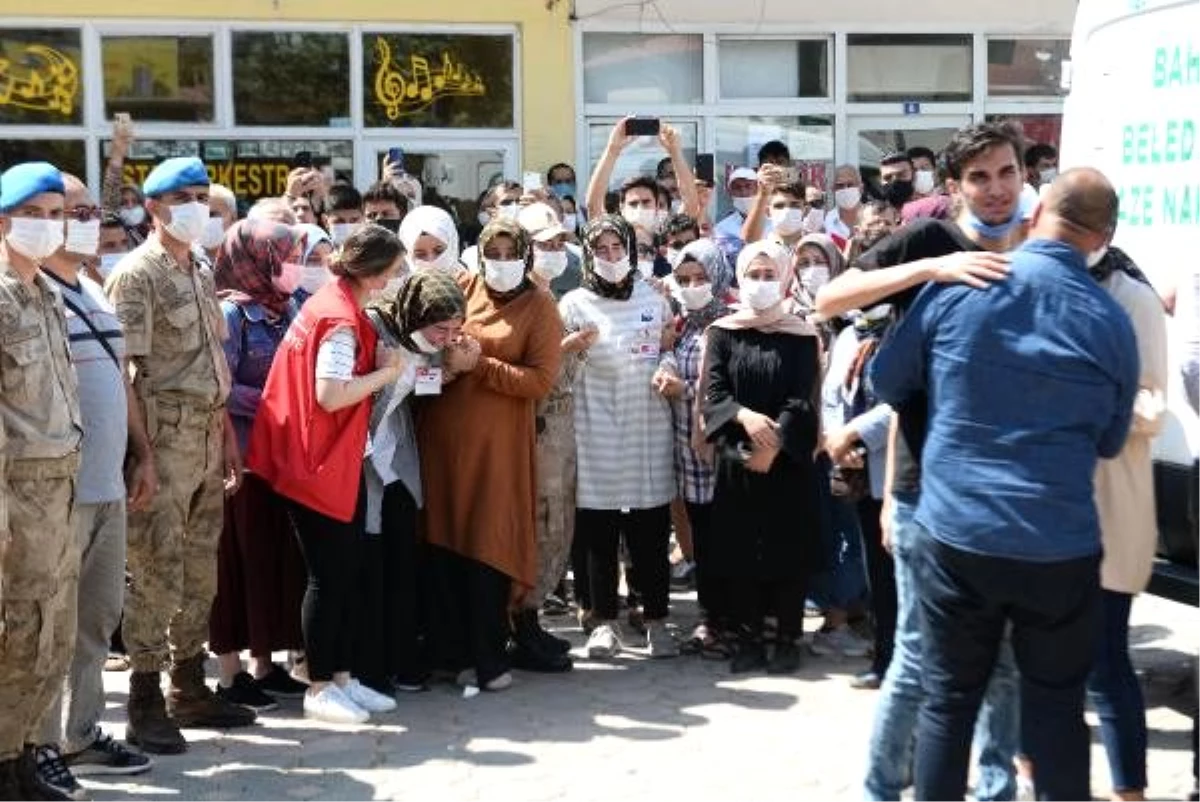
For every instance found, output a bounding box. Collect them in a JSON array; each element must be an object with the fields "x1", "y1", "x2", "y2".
[
  {"x1": 0, "y1": 756, "x2": 23, "y2": 801},
  {"x1": 126, "y1": 671, "x2": 186, "y2": 755},
  {"x1": 167, "y1": 653, "x2": 256, "y2": 729}
]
